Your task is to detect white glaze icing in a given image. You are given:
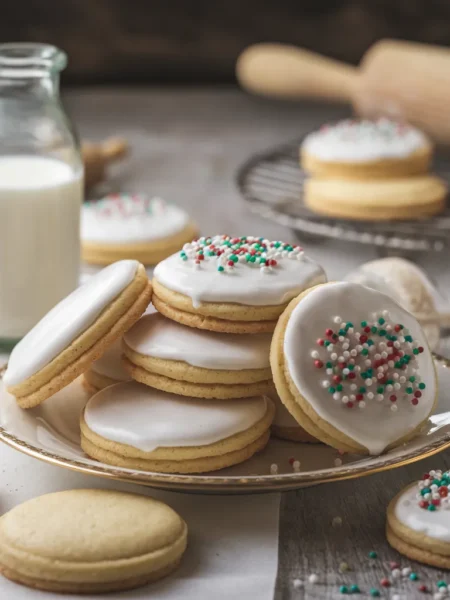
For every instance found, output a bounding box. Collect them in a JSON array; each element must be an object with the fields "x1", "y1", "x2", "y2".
[
  {"x1": 301, "y1": 118, "x2": 428, "y2": 163},
  {"x1": 124, "y1": 312, "x2": 271, "y2": 370},
  {"x1": 395, "y1": 482, "x2": 450, "y2": 542},
  {"x1": 4, "y1": 260, "x2": 139, "y2": 386},
  {"x1": 153, "y1": 236, "x2": 326, "y2": 307},
  {"x1": 84, "y1": 381, "x2": 269, "y2": 451},
  {"x1": 283, "y1": 282, "x2": 436, "y2": 455},
  {"x1": 90, "y1": 339, "x2": 129, "y2": 381},
  {"x1": 81, "y1": 194, "x2": 189, "y2": 244}
]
